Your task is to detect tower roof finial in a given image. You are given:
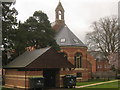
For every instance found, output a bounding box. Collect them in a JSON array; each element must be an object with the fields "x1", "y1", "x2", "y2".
[{"x1": 59, "y1": 0, "x2": 61, "y2": 2}]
